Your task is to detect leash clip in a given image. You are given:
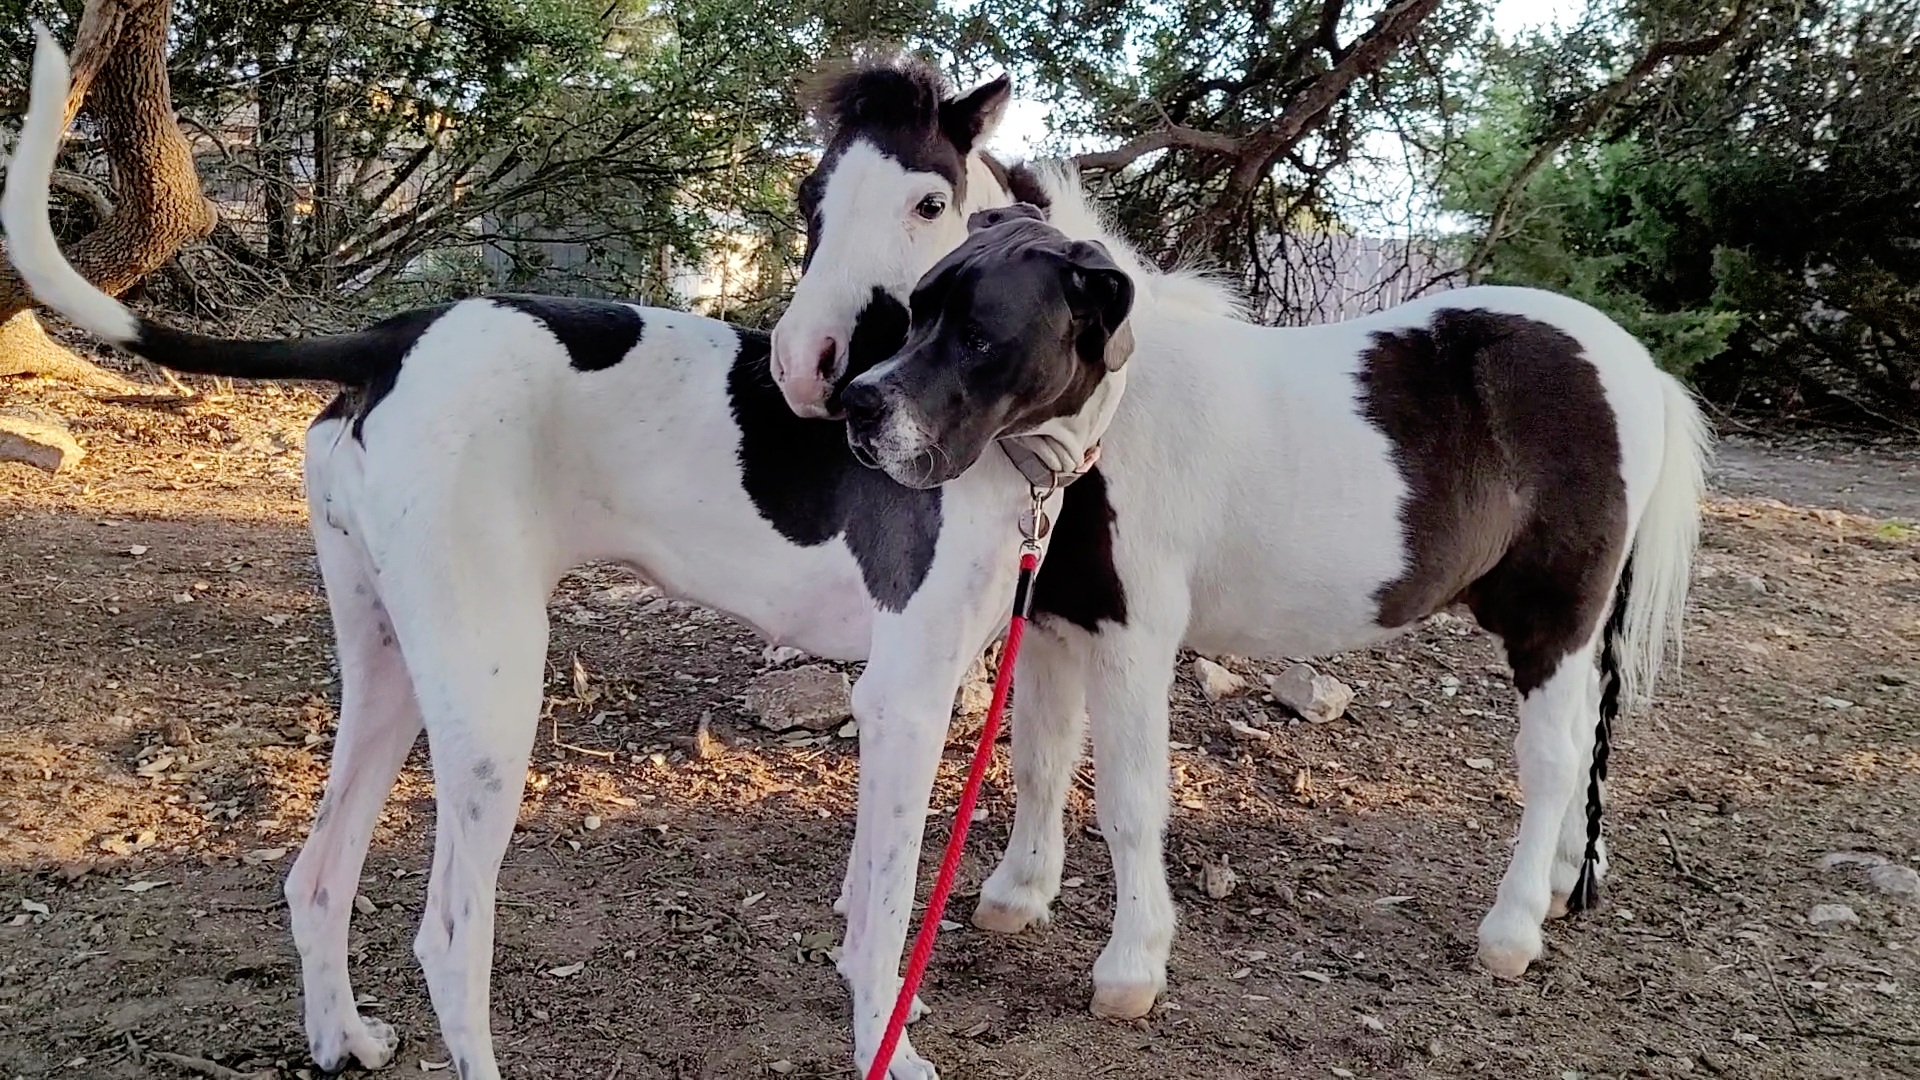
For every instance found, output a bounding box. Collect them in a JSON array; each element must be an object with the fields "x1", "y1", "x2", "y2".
[{"x1": 1019, "y1": 480, "x2": 1055, "y2": 552}]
